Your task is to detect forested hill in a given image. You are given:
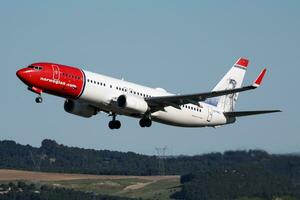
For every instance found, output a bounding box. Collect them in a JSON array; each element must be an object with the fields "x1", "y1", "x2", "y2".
[
  {"x1": 0, "y1": 139, "x2": 300, "y2": 179},
  {"x1": 173, "y1": 165, "x2": 300, "y2": 200},
  {"x1": 0, "y1": 139, "x2": 158, "y2": 175}
]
